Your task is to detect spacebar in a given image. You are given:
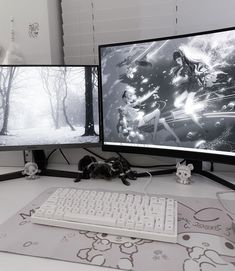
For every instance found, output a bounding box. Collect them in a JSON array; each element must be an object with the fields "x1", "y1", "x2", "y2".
[{"x1": 64, "y1": 213, "x2": 116, "y2": 227}]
